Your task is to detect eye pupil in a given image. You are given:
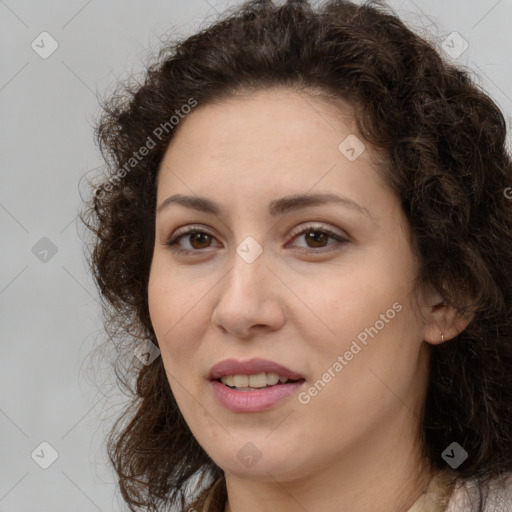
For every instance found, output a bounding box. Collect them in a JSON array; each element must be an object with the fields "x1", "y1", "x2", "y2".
[
  {"x1": 306, "y1": 231, "x2": 328, "y2": 248},
  {"x1": 191, "y1": 232, "x2": 211, "y2": 249}
]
